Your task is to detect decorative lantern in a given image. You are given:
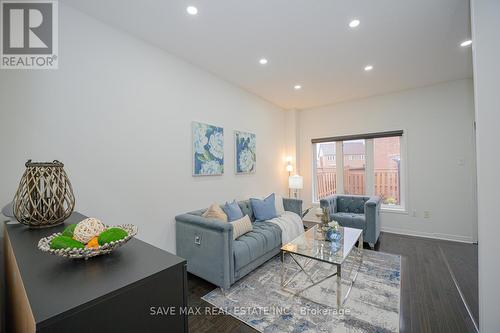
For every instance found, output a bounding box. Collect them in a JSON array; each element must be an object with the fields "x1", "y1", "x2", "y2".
[
  {"x1": 321, "y1": 206, "x2": 330, "y2": 232},
  {"x1": 13, "y1": 160, "x2": 75, "y2": 228}
]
